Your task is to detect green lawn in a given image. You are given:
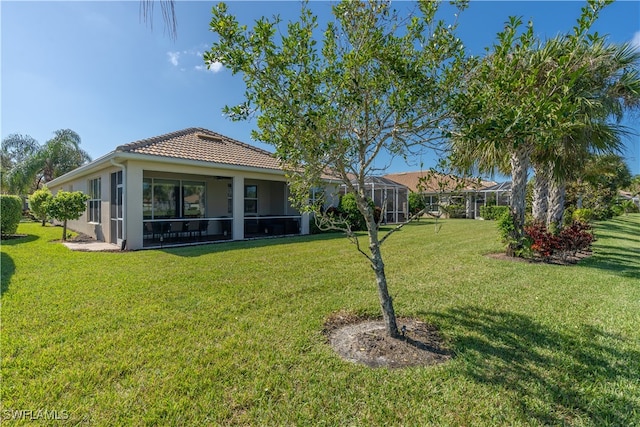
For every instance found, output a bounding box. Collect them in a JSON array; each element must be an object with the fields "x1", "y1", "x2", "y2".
[{"x1": 2, "y1": 215, "x2": 639, "y2": 425}]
